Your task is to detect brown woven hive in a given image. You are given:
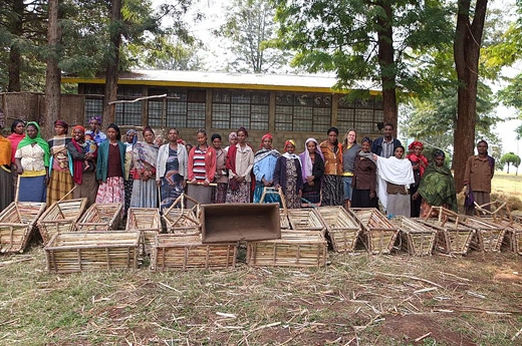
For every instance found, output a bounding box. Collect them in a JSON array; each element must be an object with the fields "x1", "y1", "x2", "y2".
[
  {"x1": 37, "y1": 198, "x2": 88, "y2": 244},
  {"x1": 391, "y1": 216, "x2": 436, "y2": 256},
  {"x1": 316, "y1": 206, "x2": 361, "y2": 253},
  {"x1": 76, "y1": 203, "x2": 122, "y2": 232},
  {"x1": 349, "y1": 208, "x2": 399, "y2": 255},
  {"x1": 0, "y1": 202, "x2": 46, "y2": 253},
  {"x1": 126, "y1": 207, "x2": 162, "y2": 257}
]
